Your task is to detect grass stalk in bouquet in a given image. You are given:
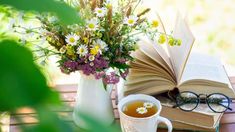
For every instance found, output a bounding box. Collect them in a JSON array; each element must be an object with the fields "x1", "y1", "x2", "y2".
[{"x1": 10, "y1": 0, "x2": 181, "y2": 87}]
